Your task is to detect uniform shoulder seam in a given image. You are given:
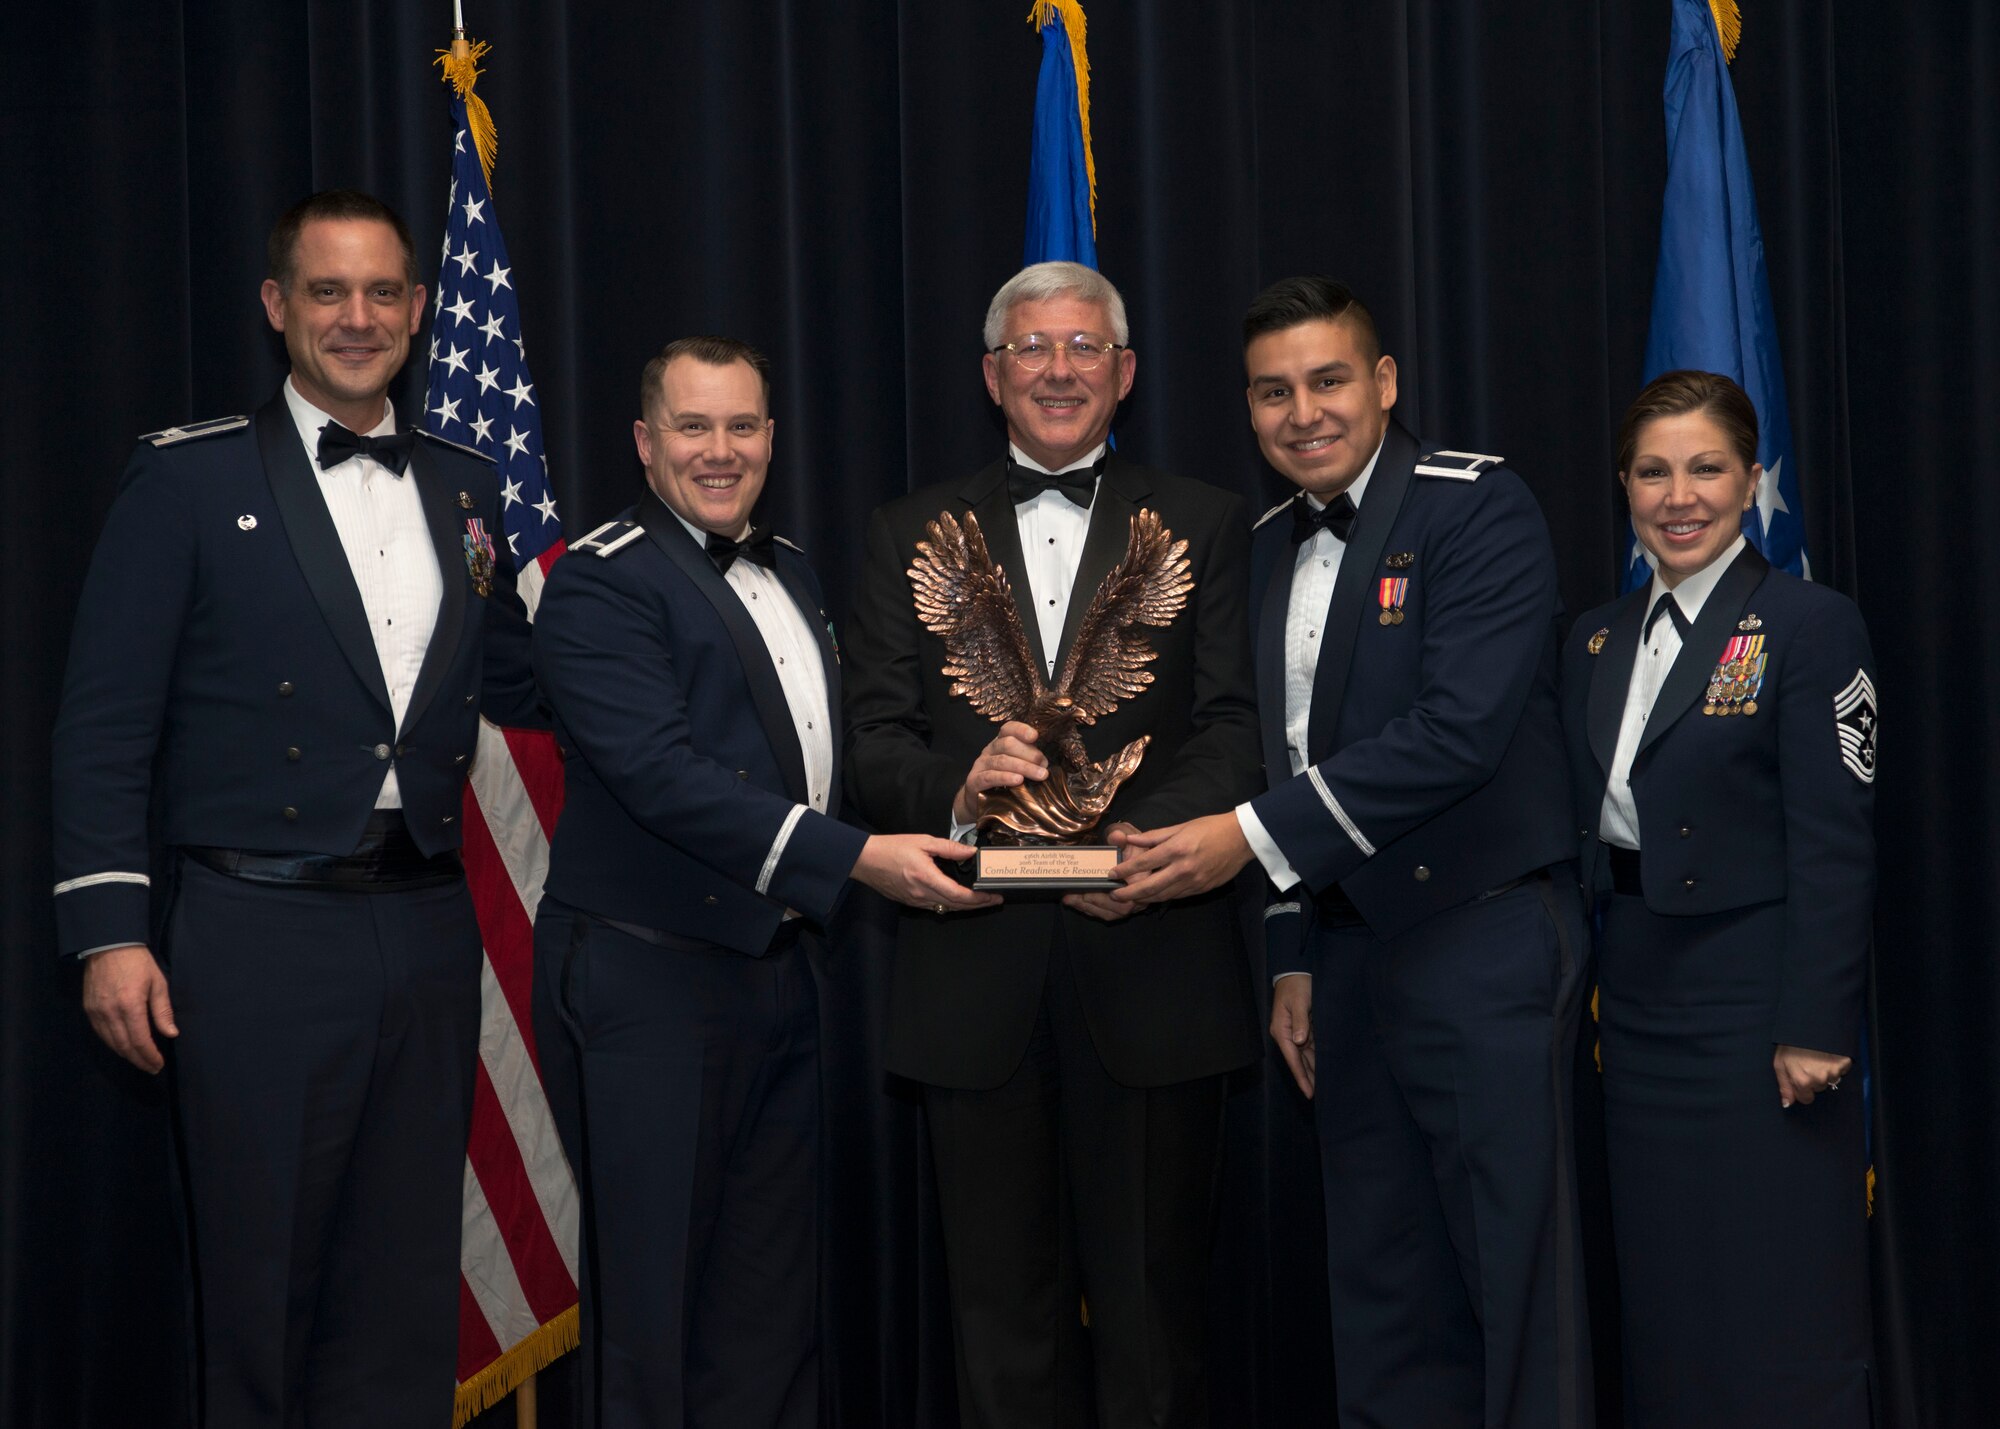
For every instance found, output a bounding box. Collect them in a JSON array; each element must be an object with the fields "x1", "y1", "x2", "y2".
[
  {"x1": 416, "y1": 429, "x2": 497, "y2": 463},
  {"x1": 1252, "y1": 497, "x2": 1293, "y2": 530},
  {"x1": 141, "y1": 416, "x2": 249, "y2": 447}
]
